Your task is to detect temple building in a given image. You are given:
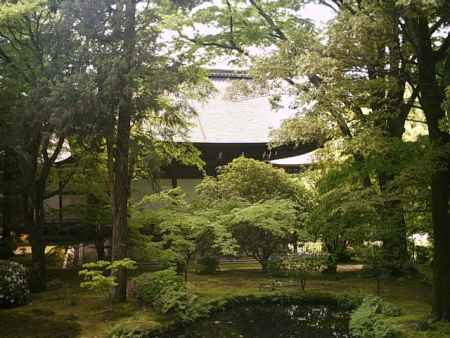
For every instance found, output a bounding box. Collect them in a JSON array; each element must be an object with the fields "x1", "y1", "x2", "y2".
[
  {"x1": 133, "y1": 69, "x2": 317, "y2": 198},
  {"x1": 34, "y1": 69, "x2": 316, "y2": 255}
]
